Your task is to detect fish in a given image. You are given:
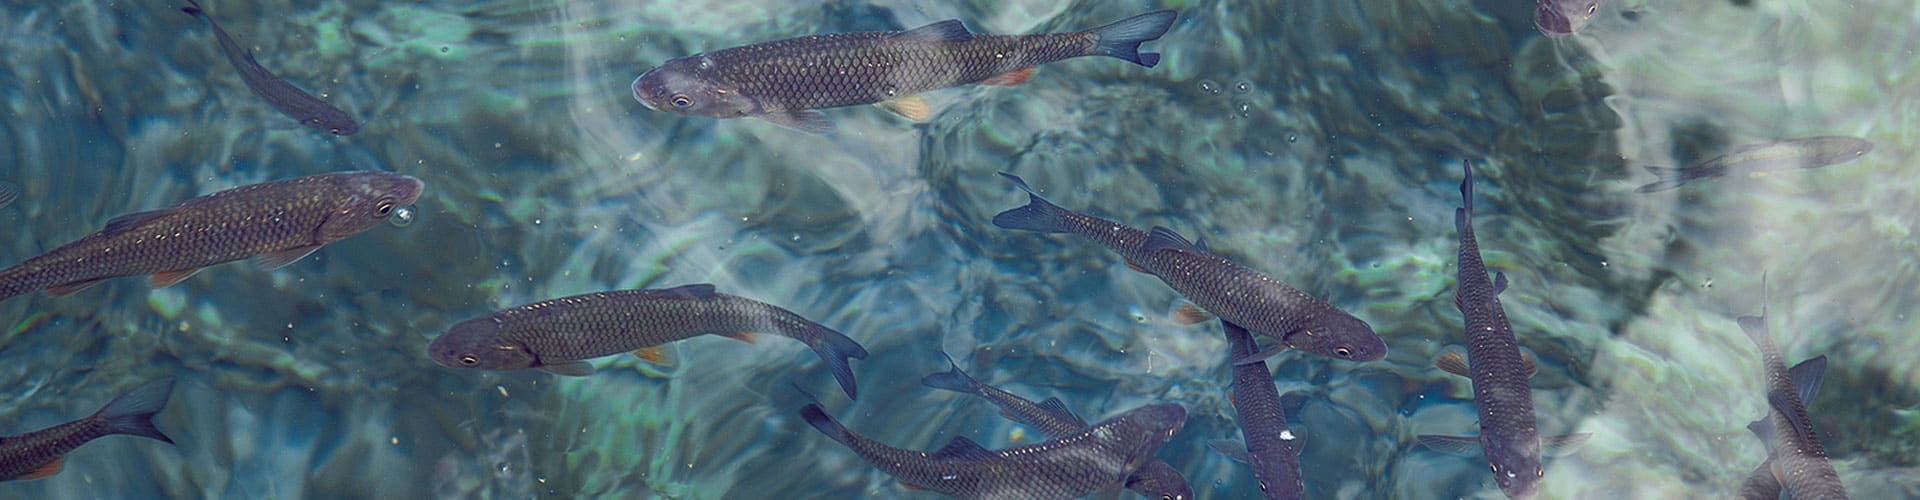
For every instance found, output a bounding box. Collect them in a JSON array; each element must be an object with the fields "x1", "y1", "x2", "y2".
[
  {"x1": 0, "y1": 181, "x2": 17, "y2": 209},
  {"x1": 991, "y1": 172, "x2": 1385, "y2": 362},
  {"x1": 799, "y1": 391, "x2": 1185, "y2": 500},
  {"x1": 1633, "y1": 136, "x2": 1872, "y2": 193},
  {"x1": 0, "y1": 378, "x2": 175, "y2": 482},
  {"x1": 631, "y1": 10, "x2": 1177, "y2": 134},
  {"x1": 428, "y1": 284, "x2": 869, "y2": 399},
  {"x1": 1207, "y1": 320, "x2": 1305, "y2": 500},
  {"x1": 1534, "y1": 0, "x2": 1603, "y2": 37},
  {"x1": 1737, "y1": 288, "x2": 1848, "y2": 499},
  {"x1": 920, "y1": 354, "x2": 1192, "y2": 500},
  {"x1": 181, "y1": 0, "x2": 358, "y2": 135},
  {"x1": 1417, "y1": 160, "x2": 1589, "y2": 500},
  {"x1": 0, "y1": 171, "x2": 424, "y2": 303}
]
